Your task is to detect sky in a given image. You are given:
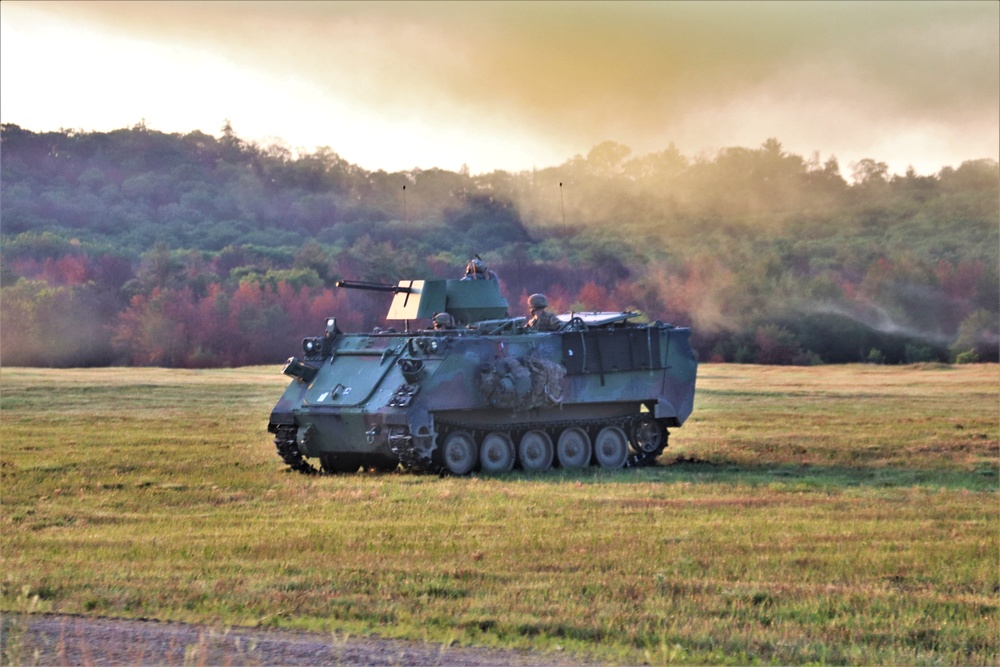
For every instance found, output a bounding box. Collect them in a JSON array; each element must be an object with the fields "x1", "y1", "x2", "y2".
[{"x1": 1, "y1": 1, "x2": 997, "y2": 176}]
